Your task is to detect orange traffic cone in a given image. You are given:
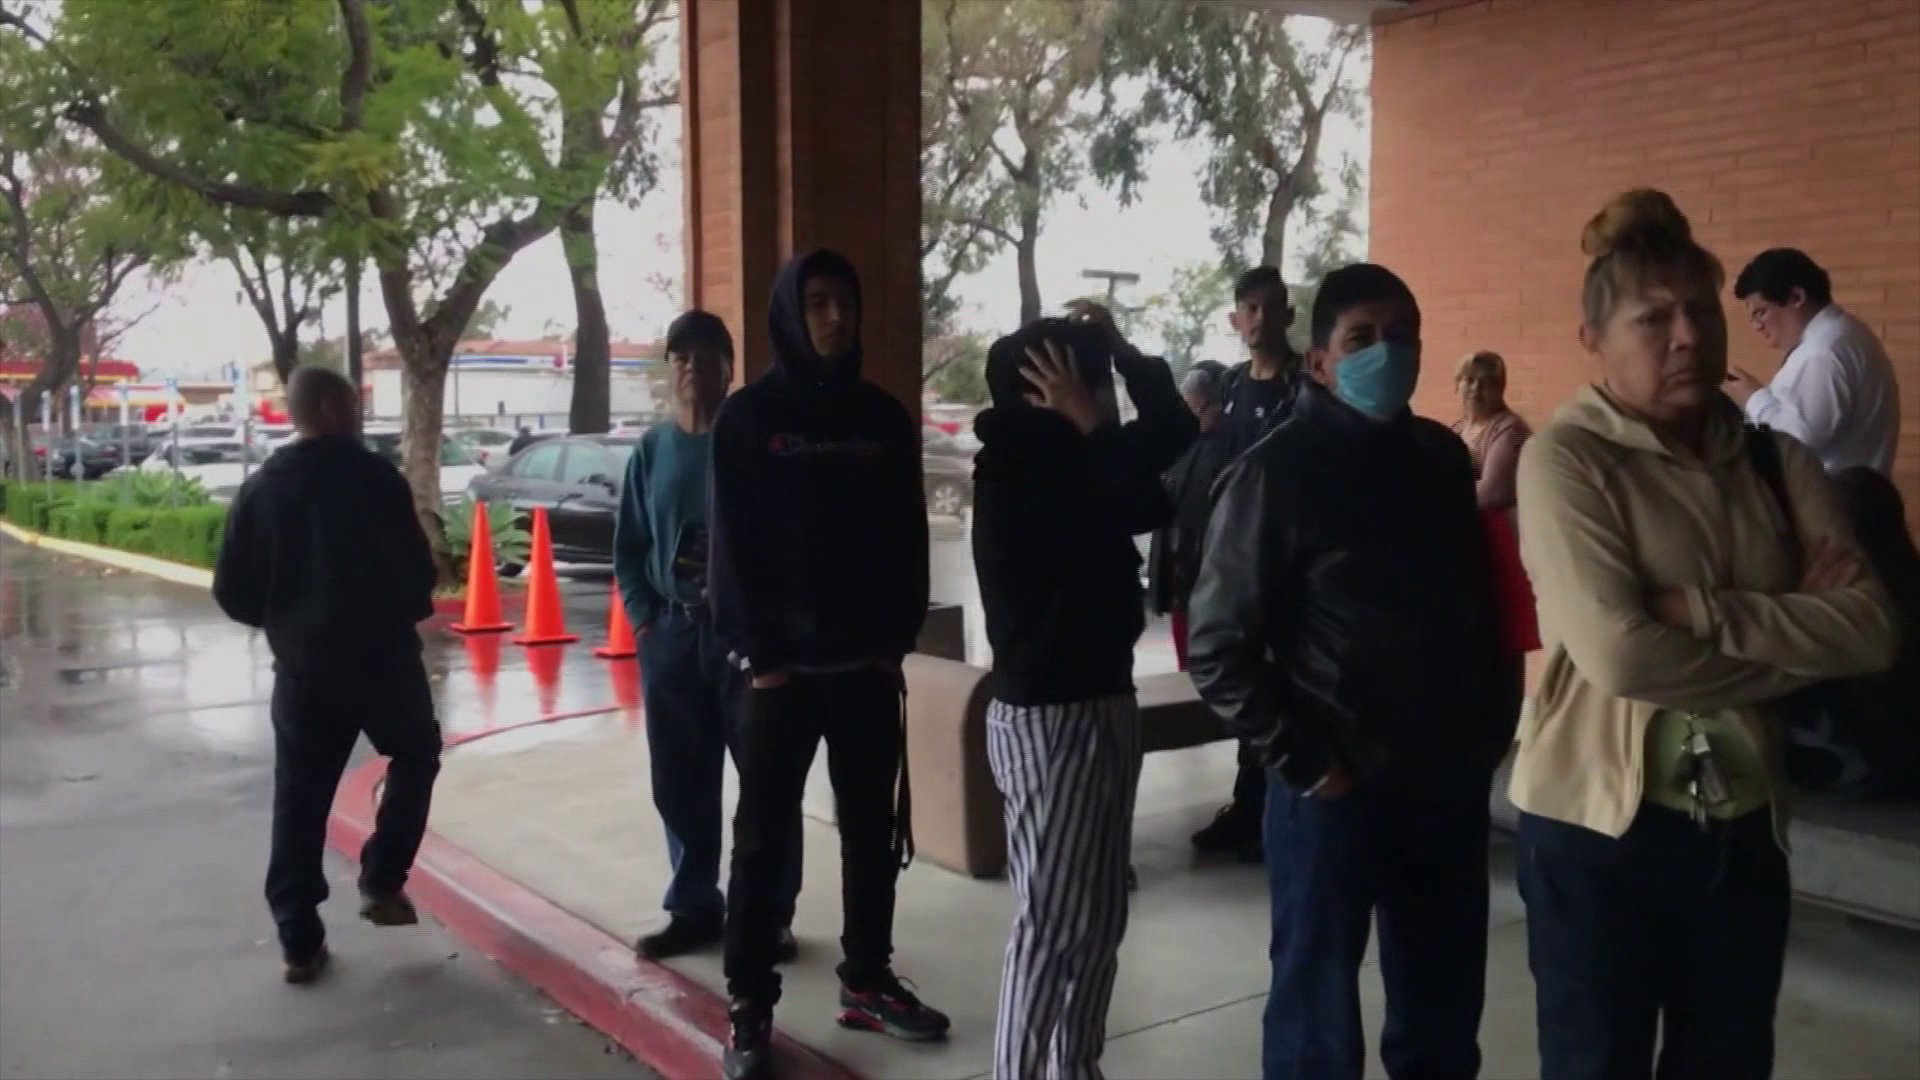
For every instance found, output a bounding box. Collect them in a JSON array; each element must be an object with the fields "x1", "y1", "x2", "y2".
[
  {"x1": 592, "y1": 583, "x2": 638, "y2": 659},
  {"x1": 451, "y1": 501, "x2": 513, "y2": 634},
  {"x1": 512, "y1": 507, "x2": 579, "y2": 646}
]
